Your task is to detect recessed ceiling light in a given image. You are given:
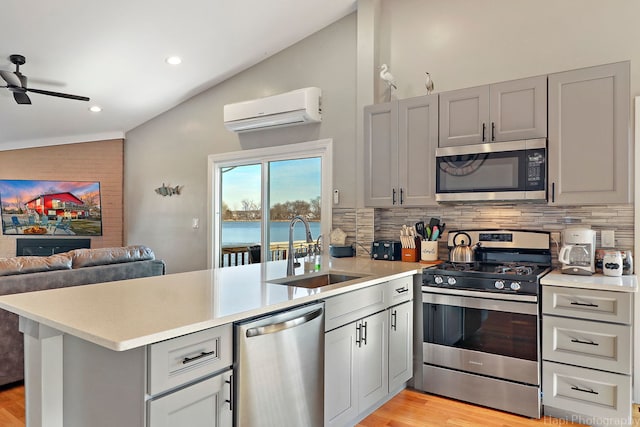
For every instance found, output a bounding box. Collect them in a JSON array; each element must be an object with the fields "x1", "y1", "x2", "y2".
[
  {"x1": 165, "y1": 56, "x2": 182, "y2": 65},
  {"x1": 89, "y1": 105, "x2": 102, "y2": 113}
]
